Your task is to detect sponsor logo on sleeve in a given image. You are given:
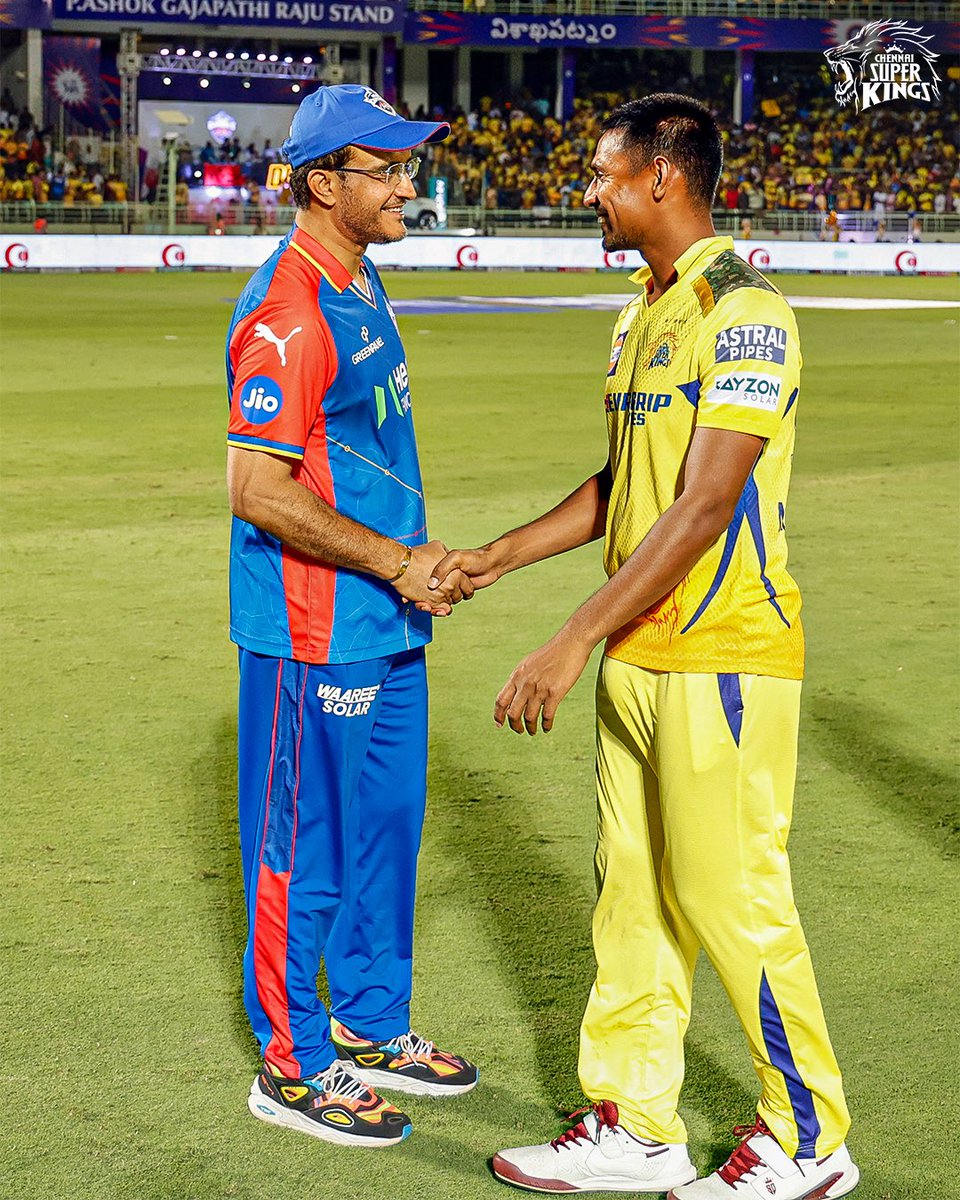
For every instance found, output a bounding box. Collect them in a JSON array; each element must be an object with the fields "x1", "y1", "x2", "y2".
[
  {"x1": 715, "y1": 324, "x2": 787, "y2": 364},
  {"x1": 253, "y1": 321, "x2": 302, "y2": 367},
  {"x1": 707, "y1": 373, "x2": 782, "y2": 412},
  {"x1": 607, "y1": 330, "x2": 627, "y2": 377},
  {"x1": 239, "y1": 375, "x2": 284, "y2": 423}
]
